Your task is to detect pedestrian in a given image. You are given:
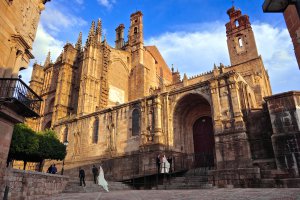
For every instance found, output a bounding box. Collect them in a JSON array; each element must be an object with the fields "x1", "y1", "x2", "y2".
[
  {"x1": 97, "y1": 165, "x2": 109, "y2": 192},
  {"x1": 47, "y1": 165, "x2": 53, "y2": 173},
  {"x1": 167, "y1": 156, "x2": 173, "y2": 173},
  {"x1": 92, "y1": 165, "x2": 99, "y2": 184},
  {"x1": 79, "y1": 167, "x2": 86, "y2": 187},
  {"x1": 156, "y1": 154, "x2": 161, "y2": 174},
  {"x1": 161, "y1": 155, "x2": 170, "y2": 174},
  {"x1": 51, "y1": 164, "x2": 57, "y2": 174}
]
